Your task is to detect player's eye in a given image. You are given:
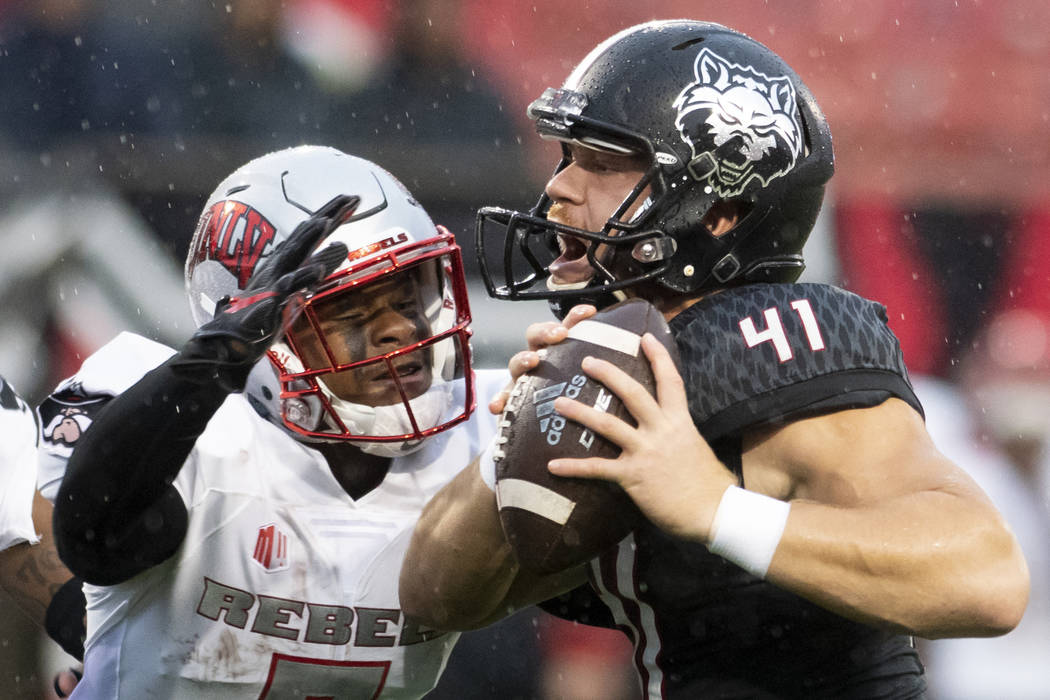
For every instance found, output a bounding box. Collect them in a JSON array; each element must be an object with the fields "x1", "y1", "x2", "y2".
[
  {"x1": 395, "y1": 301, "x2": 419, "y2": 316},
  {"x1": 334, "y1": 310, "x2": 366, "y2": 323}
]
